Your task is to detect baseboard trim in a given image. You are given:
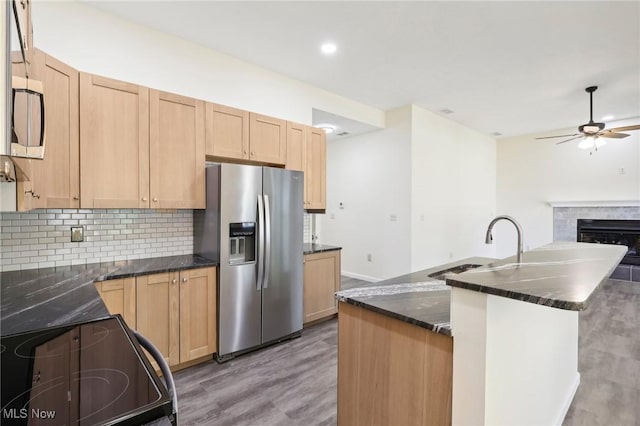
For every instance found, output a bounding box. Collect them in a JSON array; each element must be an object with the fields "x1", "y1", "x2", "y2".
[
  {"x1": 341, "y1": 271, "x2": 380, "y2": 282},
  {"x1": 555, "y1": 372, "x2": 581, "y2": 425}
]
